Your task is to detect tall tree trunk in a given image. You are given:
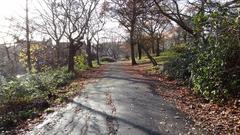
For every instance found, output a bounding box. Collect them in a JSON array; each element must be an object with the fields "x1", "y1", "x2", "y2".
[
  {"x1": 56, "y1": 40, "x2": 60, "y2": 65},
  {"x1": 162, "y1": 40, "x2": 165, "y2": 52},
  {"x1": 26, "y1": 0, "x2": 31, "y2": 72},
  {"x1": 96, "y1": 43, "x2": 100, "y2": 65},
  {"x1": 156, "y1": 38, "x2": 160, "y2": 56},
  {"x1": 150, "y1": 34, "x2": 155, "y2": 55},
  {"x1": 138, "y1": 43, "x2": 142, "y2": 60},
  {"x1": 141, "y1": 44, "x2": 158, "y2": 66},
  {"x1": 86, "y1": 39, "x2": 93, "y2": 68},
  {"x1": 130, "y1": 2, "x2": 137, "y2": 66},
  {"x1": 151, "y1": 40, "x2": 155, "y2": 54},
  {"x1": 68, "y1": 42, "x2": 76, "y2": 72},
  {"x1": 130, "y1": 27, "x2": 137, "y2": 65}
]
